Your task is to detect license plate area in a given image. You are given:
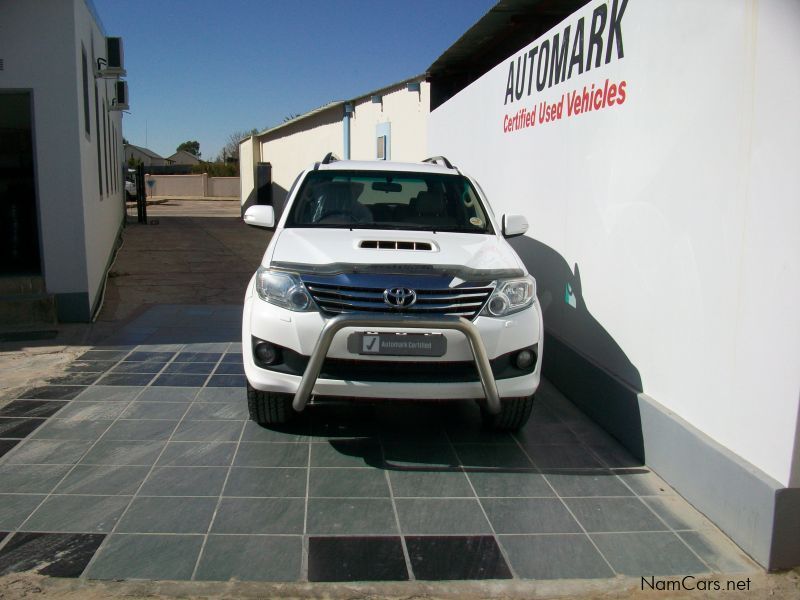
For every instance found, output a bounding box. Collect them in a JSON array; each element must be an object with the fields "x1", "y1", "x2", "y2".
[{"x1": 347, "y1": 332, "x2": 447, "y2": 357}]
